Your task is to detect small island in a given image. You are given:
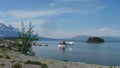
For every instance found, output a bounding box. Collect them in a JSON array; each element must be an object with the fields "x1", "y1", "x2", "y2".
[{"x1": 86, "y1": 37, "x2": 105, "y2": 43}]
